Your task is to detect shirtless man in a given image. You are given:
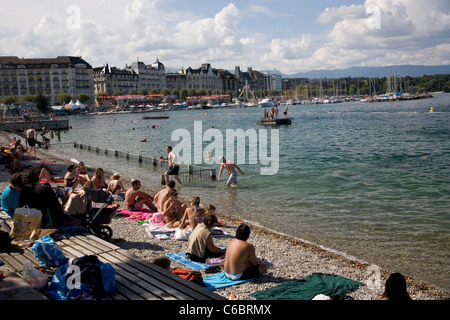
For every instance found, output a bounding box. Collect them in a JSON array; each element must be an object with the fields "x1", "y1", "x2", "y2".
[
  {"x1": 26, "y1": 126, "x2": 37, "y2": 158},
  {"x1": 153, "y1": 180, "x2": 175, "y2": 212},
  {"x1": 217, "y1": 156, "x2": 244, "y2": 187},
  {"x1": 124, "y1": 179, "x2": 157, "y2": 212},
  {"x1": 224, "y1": 224, "x2": 268, "y2": 281}
]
